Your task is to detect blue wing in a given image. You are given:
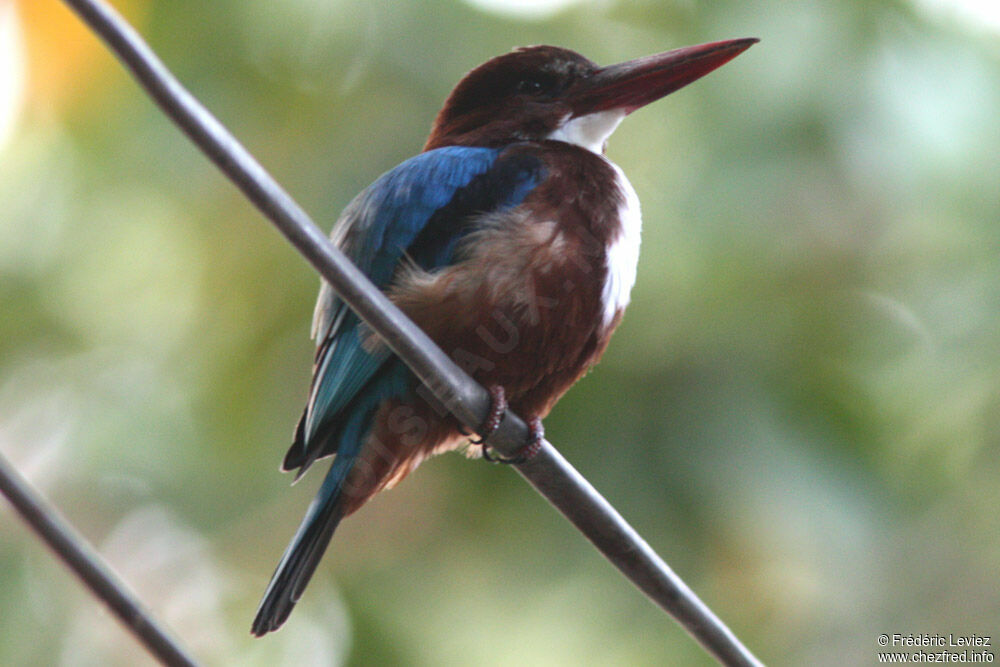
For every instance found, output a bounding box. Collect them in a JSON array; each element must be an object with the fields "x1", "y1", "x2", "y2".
[
  {"x1": 282, "y1": 145, "x2": 544, "y2": 475},
  {"x1": 253, "y1": 144, "x2": 545, "y2": 635}
]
